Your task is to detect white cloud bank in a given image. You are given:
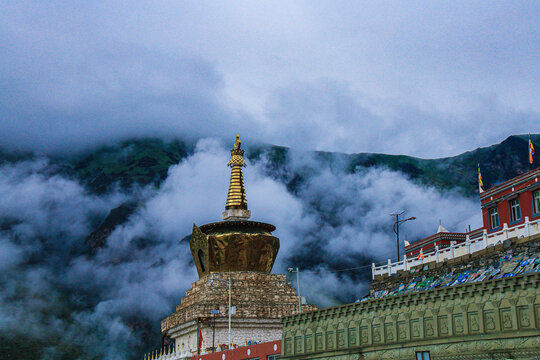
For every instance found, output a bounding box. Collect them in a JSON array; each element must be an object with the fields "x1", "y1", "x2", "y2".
[{"x1": 0, "y1": 138, "x2": 481, "y2": 358}]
